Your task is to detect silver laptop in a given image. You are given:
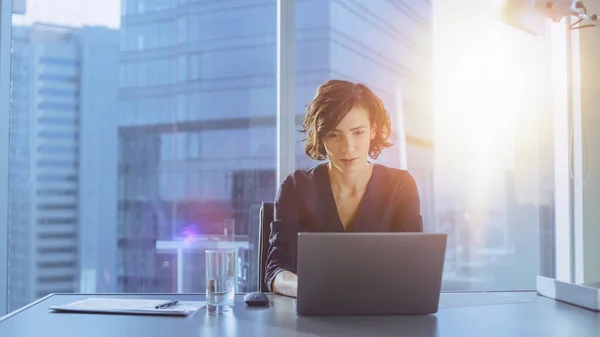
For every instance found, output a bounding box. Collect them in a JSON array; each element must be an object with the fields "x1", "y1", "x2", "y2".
[{"x1": 296, "y1": 232, "x2": 447, "y2": 315}]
